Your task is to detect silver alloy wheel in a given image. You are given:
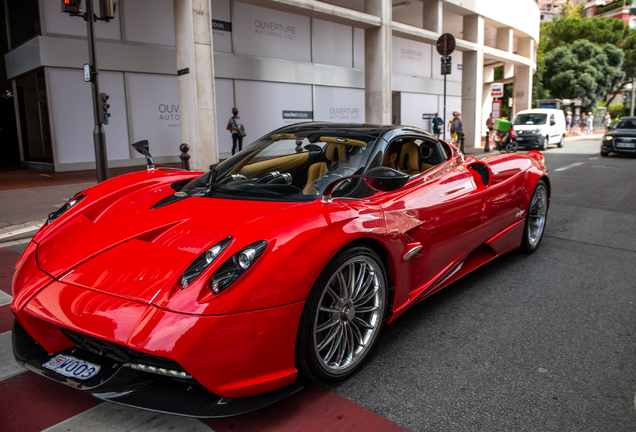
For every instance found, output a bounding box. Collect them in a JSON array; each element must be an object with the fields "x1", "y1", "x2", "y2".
[
  {"x1": 527, "y1": 184, "x2": 548, "y2": 247},
  {"x1": 312, "y1": 256, "x2": 384, "y2": 376}
]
